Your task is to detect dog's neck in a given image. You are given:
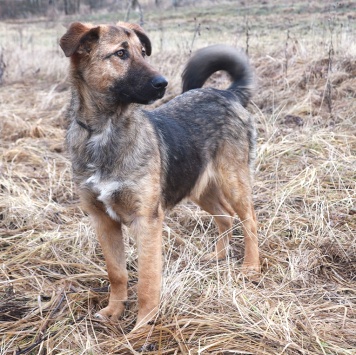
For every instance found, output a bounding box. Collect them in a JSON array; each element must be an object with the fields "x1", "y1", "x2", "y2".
[
  {"x1": 75, "y1": 117, "x2": 93, "y2": 135},
  {"x1": 69, "y1": 85, "x2": 130, "y2": 133}
]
